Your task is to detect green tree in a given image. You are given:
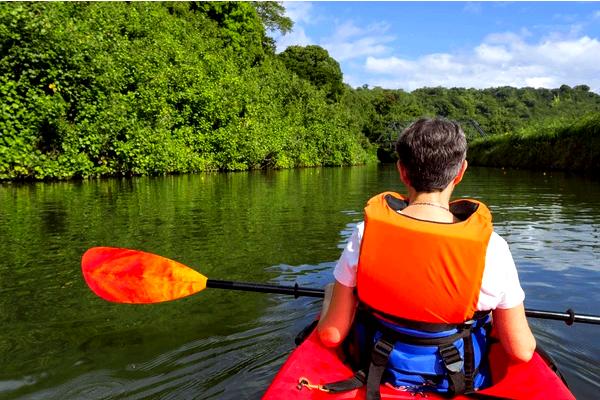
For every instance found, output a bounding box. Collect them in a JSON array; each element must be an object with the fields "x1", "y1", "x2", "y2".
[
  {"x1": 252, "y1": 2, "x2": 292, "y2": 35},
  {"x1": 278, "y1": 45, "x2": 344, "y2": 102},
  {"x1": 193, "y1": 1, "x2": 267, "y2": 64},
  {"x1": 250, "y1": 1, "x2": 292, "y2": 53},
  {"x1": 0, "y1": 2, "x2": 371, "y2": 180}
]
